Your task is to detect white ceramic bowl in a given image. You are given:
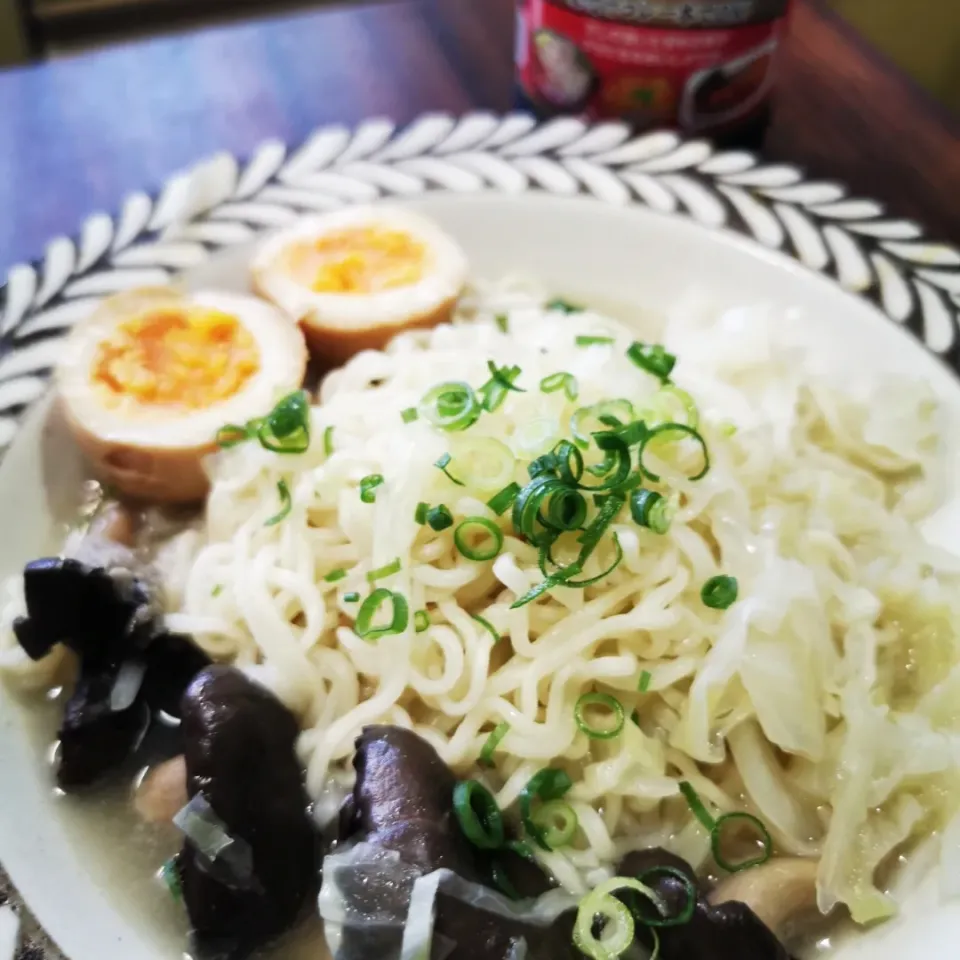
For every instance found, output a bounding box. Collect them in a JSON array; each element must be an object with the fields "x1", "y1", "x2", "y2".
[{"x1": 0, "y1": 114, "x2": 959, "y2": 960}]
